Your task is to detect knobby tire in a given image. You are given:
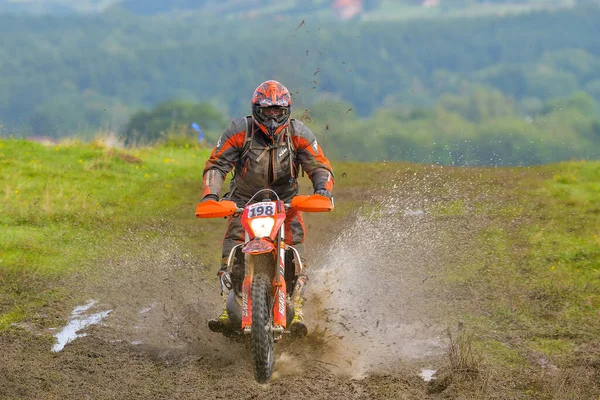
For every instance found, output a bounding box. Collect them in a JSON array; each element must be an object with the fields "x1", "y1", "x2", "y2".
[{"x1": 251, "y1": 273, "x2": 274, "y2": 383}]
